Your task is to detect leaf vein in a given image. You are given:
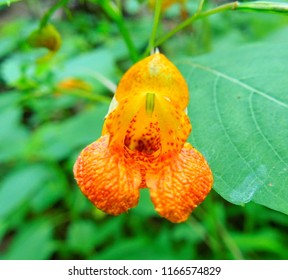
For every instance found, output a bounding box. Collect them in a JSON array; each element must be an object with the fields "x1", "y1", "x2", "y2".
[
  {"x1": 212, "y1": 76, "x2": 266, "y2": 188},
  {"x1": 249, "y1": 92, "x2": 288, "y2": 168},
  {"x1": 187, "y1": 62, "x2": 288, "y2": 109}
]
